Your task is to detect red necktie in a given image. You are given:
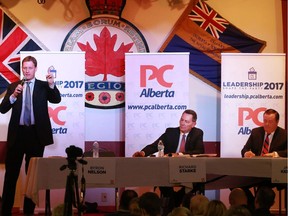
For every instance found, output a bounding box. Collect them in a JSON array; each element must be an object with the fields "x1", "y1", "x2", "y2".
[
  {"x1": 261, "y1": 134, "x2": 270, "y2": 155},
  {"x1": 179, "y1": 134, "x2": 186, "y2": 153}
]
